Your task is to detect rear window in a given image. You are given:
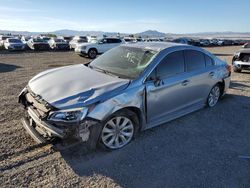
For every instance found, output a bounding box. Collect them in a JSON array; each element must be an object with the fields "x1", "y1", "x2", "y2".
[
  {"x1": 184, "y1": 50, "x2": 205, "y2": 71},
  {"x1": 205, "y1": 55, "x2": 214, "y2": 67}
]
